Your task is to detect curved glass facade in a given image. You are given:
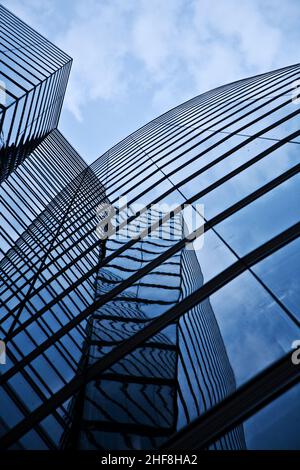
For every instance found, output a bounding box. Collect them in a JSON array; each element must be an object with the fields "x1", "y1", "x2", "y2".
[{"x1": 0, "y1": 6, "x2": 299, "y2": 451}]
